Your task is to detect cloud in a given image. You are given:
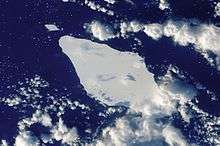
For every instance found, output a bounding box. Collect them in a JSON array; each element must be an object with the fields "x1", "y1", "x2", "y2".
[
  {"x1": 0, "y1": 140, "x2": 8, "y2": 146},
  {"x1": 162, "y1": 125, "x2": 189, "y2": 146},
  {"x1": 14, "y1": 131, "x2": 40, "y2": 146},
  {"x1": 51, "y1": 118, "x2": 79, "y2": 145},
  {"x1": 87, "y1": 19, "x2": 220, "y2": 59},
  {"x1": 108, "y1": 19, "x2": 220, "y2": 69},
  {"x1": 144, "y1": 23, "x2": 163, "y2": 40},
  {"x1": 162, "y1": 20, "x2": 220, "y2": 54},
  {"x1": 120, "y1": 21, "x2": 144, "y2": 36},
  {"x1": 17, "y1": 112, "x2": 79, "y2": 146},
  {"x1": 215, "y1": 2, "x2": 220, "y2": 17},
  {"x1": 159, "y1": 0, "x2": 170, "y2": 10},
  {"x1": 103, "y1": 0, "x2": 116, "y2": 4},
  {"x1": 86, "y1": 21, "x2": 116, "y2": 41},
  {"x1": 18, "y1": 110, "x2": 52, "y2": 131},
  {"x1": 84, "y1": 0, "x2": 114, "y2": 16}
]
